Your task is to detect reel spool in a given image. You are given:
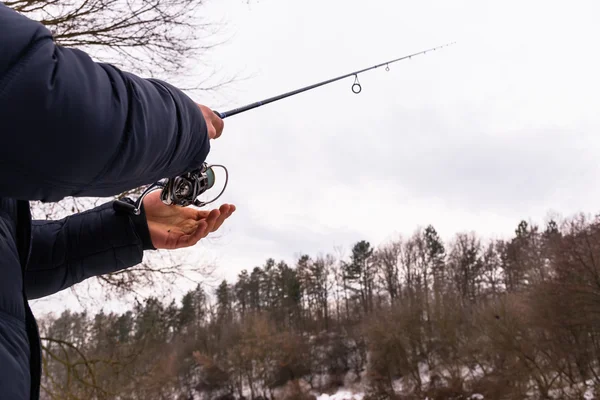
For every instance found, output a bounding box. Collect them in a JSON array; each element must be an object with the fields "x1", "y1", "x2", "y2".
[
  {"x1": 114, "y1": 163, "x2": 228, "y2": 215},
  {"x1": 160, "y1": 163, "x2": 228, "y2": 207}
]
